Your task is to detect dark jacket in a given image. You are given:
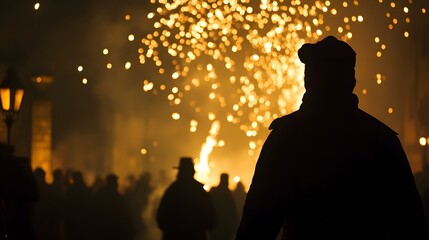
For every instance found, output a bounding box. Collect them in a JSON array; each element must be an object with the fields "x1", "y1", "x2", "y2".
[
  {"x1": 209, "y1": 185, "x2": 239, "y2": 240},
  {"x1": 157, "y1": 177, "x2": 216, "y2": 240},
  {"x1": 236, "y1": 94, "x2": 426, "y2": 240}
]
